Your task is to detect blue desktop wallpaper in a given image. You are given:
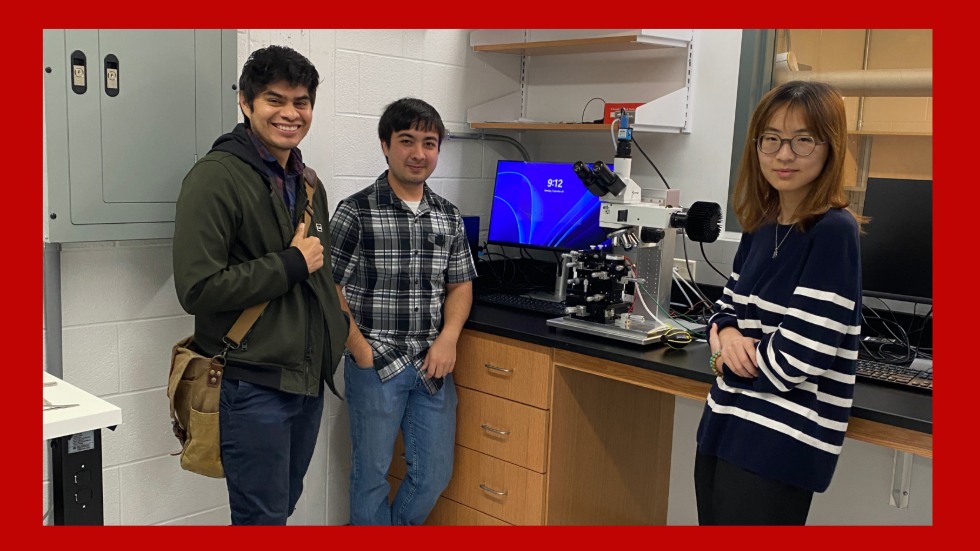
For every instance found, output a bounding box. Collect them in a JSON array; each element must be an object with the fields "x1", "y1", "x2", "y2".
[{"x1": 487, "y1": 161, "x2": 610, "y2": 250}]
